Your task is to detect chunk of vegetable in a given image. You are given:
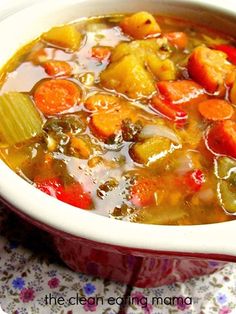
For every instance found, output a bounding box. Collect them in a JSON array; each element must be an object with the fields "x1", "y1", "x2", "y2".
[
  {"x1": 130, "y1": 177, "x2": 161, "y2": 207},
  {"x1": 35, "y1": 177, "x2": 92, "y2": 209},
  {"x1": 58, "y1": 182, "x2": 92, "y2": 209},
  {"x1": 139, "y1": 124, "x2": 181, "y2": 144},
  {"x1": 43, "y1": 60, "x2": 72, "y2": 77},
  {"x1": 188, "y1": 46, "x2": 233, "y2": 94},
  {"x1": 90, "y1": 104, "x2": 136, "y2": 140},
  {"x1": 70, "y1": 137, "x2": 92, "y2": 159},
  {"x1": 120, "y1": 11, "x2": 161, "y2": 39},
  {"x1": 111, "y1": 39, "x2": 174, "y2": 81},
  {"x1": 100, "y1": 55, "x2": 155, "y2": 98},
  {"x1": 130, "y1": 136, "x2": 178, "y2": 166},
  {"x1": 84, "y1": 94, "x2": 119, "y2": 111},
  {"x1": 157, "y1": 80, "x2": 207, "y2": 105},
  {"x1": 215, "y1": 156, "x2": 236, "y2": 184},
  {"x1": 206, "y1": 120, "x2": 236, "y2": 159},
  {"x1": 111, "y1": 38, "x2": 170, "y2": 64},
  {"x1": 198, "y1": 99, "x2": 234, "y2": 121},
  {"x1": 43, "y1": 114, "x2": 85, "y2": 135},
  {"x1": 91, "y1": 46, "x2": 111, "y2": 61},
  {"x1": 150, "y1": 95, "x2": 188, "y2": 123},
  {"x1": 42, "y1": 25, "x2": 82, "y2": 51},
  {"x1": 35, "y1": 177, "x2": 63, "y2": 198},
  {"x1": 164, "y1": 32, "x2": 188, "y2": 50},
  {"x1": 218, "y1": 180, "x2": 236, "y2": 213},
  {"x1": 183, "y1": 169, "x2": 205, "y2": 192},
  {"x1": 213, "y1": 44, "x2": 236, "y2": 65},
  {"x1": 147, "y1": 55, "x2": 176, "y2": 81},
  {"x1": 34, "y1": 79, "x2": 81, "y2": 115},
  {"x1": 0, "y1": 92, "x2": 43, "y2": 146}
]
